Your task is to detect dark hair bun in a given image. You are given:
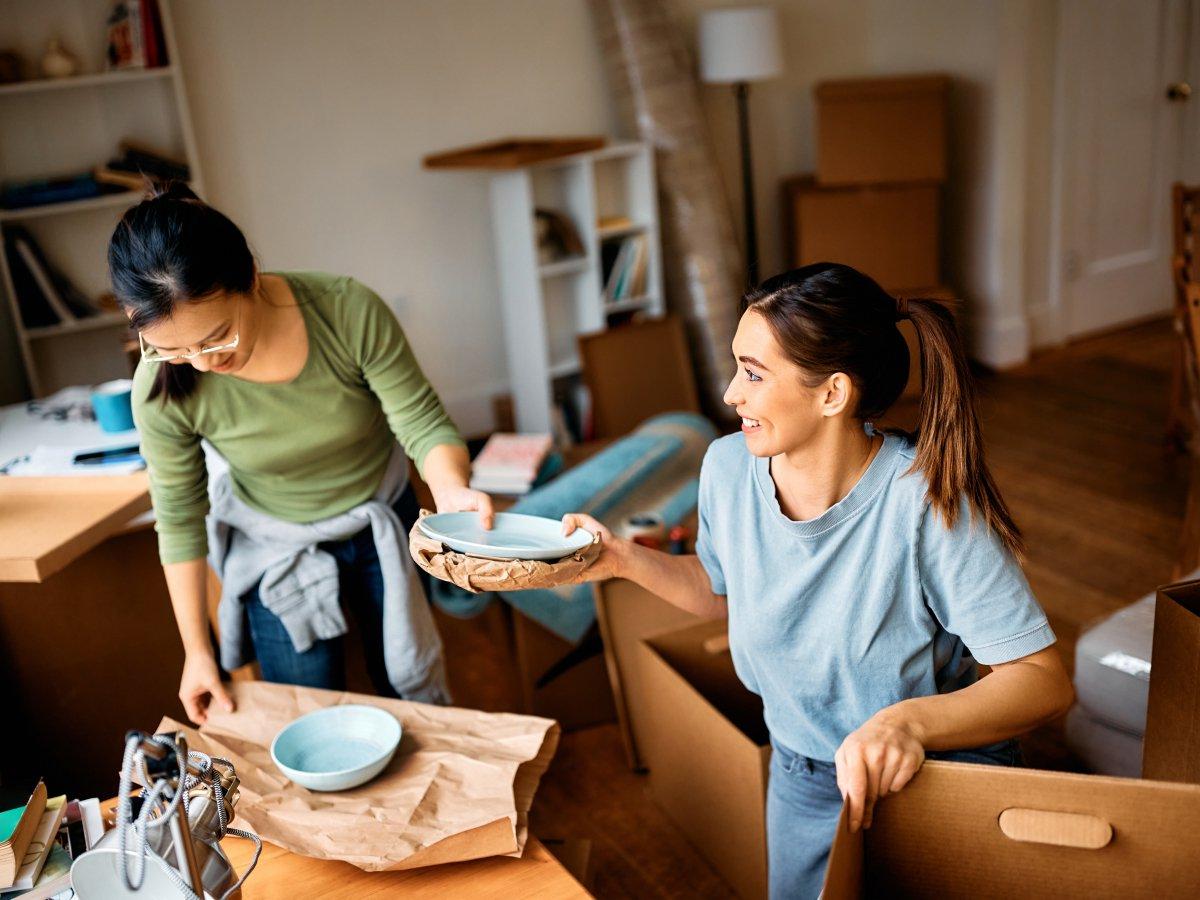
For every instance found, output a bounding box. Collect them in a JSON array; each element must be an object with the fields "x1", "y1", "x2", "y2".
[{"x1": 146, "y1": 180, "x2": 200, "y2": 203}]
